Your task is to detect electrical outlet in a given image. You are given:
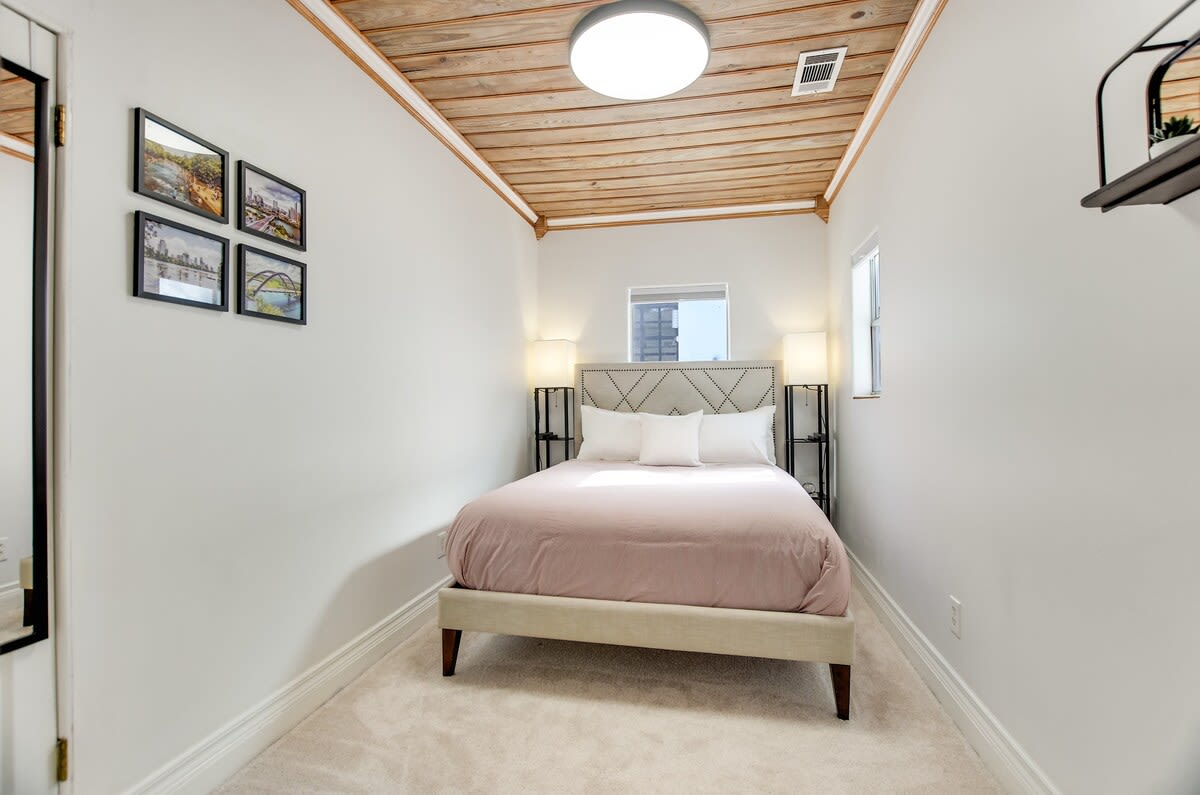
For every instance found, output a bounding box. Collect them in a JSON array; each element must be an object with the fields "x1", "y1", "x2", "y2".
[
  {"x1": 0, "y1": 537, "x2": 6, "y2": 562},
  {"x1": 949, "y1": 595, "x2": 962, "y2": 638},
  {"x1": 436, "y1": 531, "x2": 448, "y2": 559}
]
